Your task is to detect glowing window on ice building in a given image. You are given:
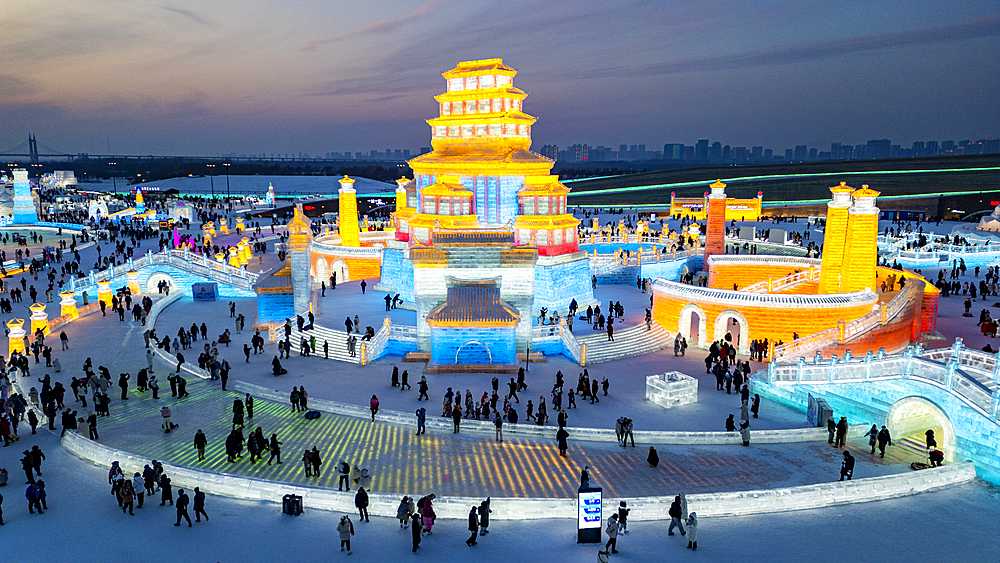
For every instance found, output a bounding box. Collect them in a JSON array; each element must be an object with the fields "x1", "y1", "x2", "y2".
[
  {"x1": 478, "y1": 99, "x2": 490, "y2": 113},
  {"x1": 498, "y1": 76, "x2": 511, "y2": 87},
  {"x1": 449, "y1": 78, "x2": 463, "y2": 92},
  {"x1": 480, "y1": 75, "x2": 495, "y2": 89},
  {"x1": 489, "y1": 124, "x2": 501, "y2": 137},
  {"x1": 475, "y1": 125, "x2": 488, "y2": 137},
  {"x1": 492, "y1": 98, "x2": 501, "y2": 112},
  {"x1": 465, "y1": 100, "x2": 476, "y2": 114},
  {"x1": 441, "y1": 103, "x2": 451, "y2": 116},
  {"x1": 461, "y1": 125, "x2": 473, "y2": 137},
  {"x1": 434, "y1": 126, "x2": 446, "y2": 138}
]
